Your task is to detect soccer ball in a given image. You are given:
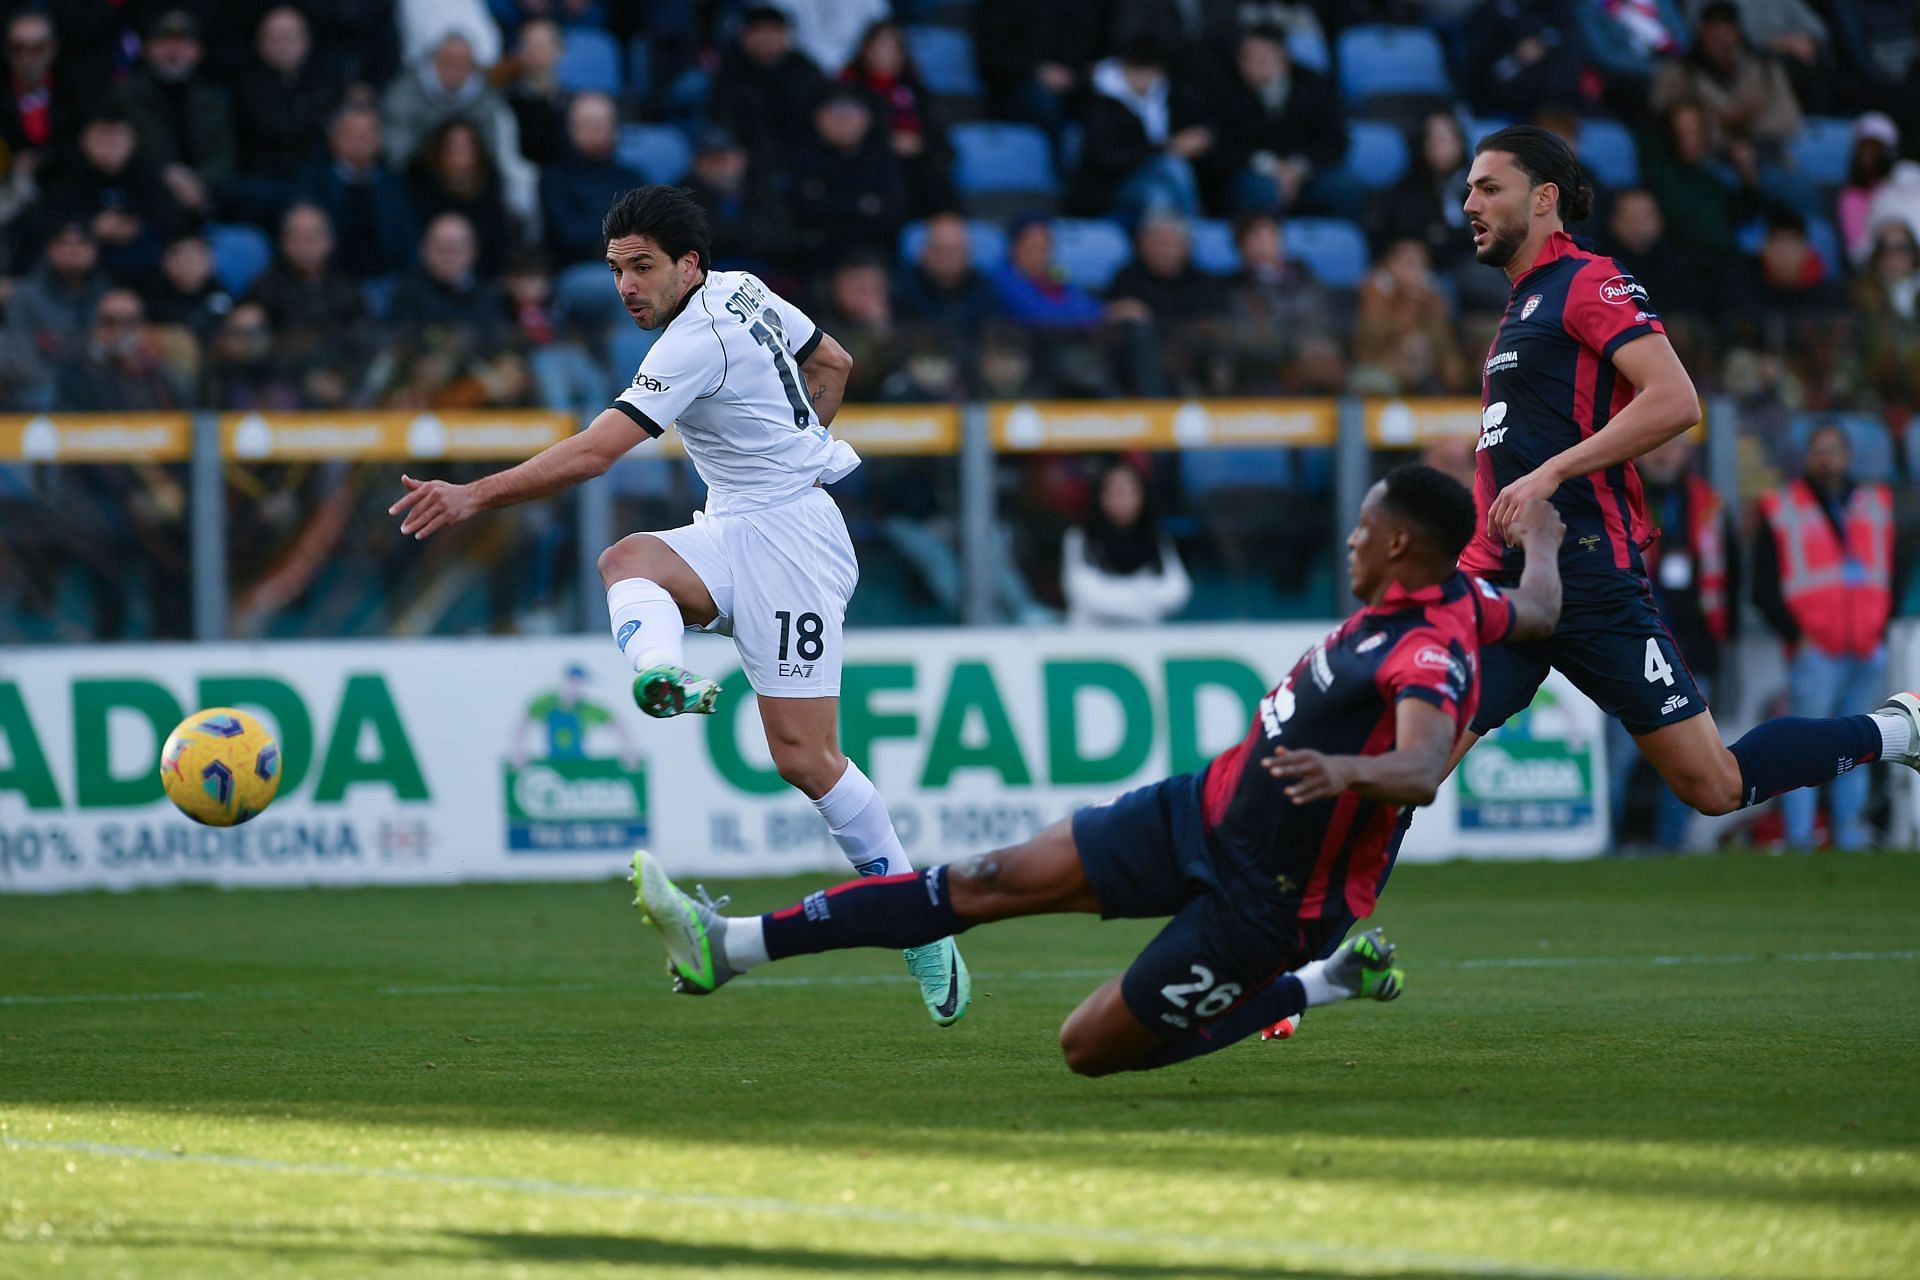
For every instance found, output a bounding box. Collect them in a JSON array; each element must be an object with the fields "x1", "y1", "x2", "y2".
[{"x1": 158, "y1": 707, "x2": 282, "y2": 827}]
